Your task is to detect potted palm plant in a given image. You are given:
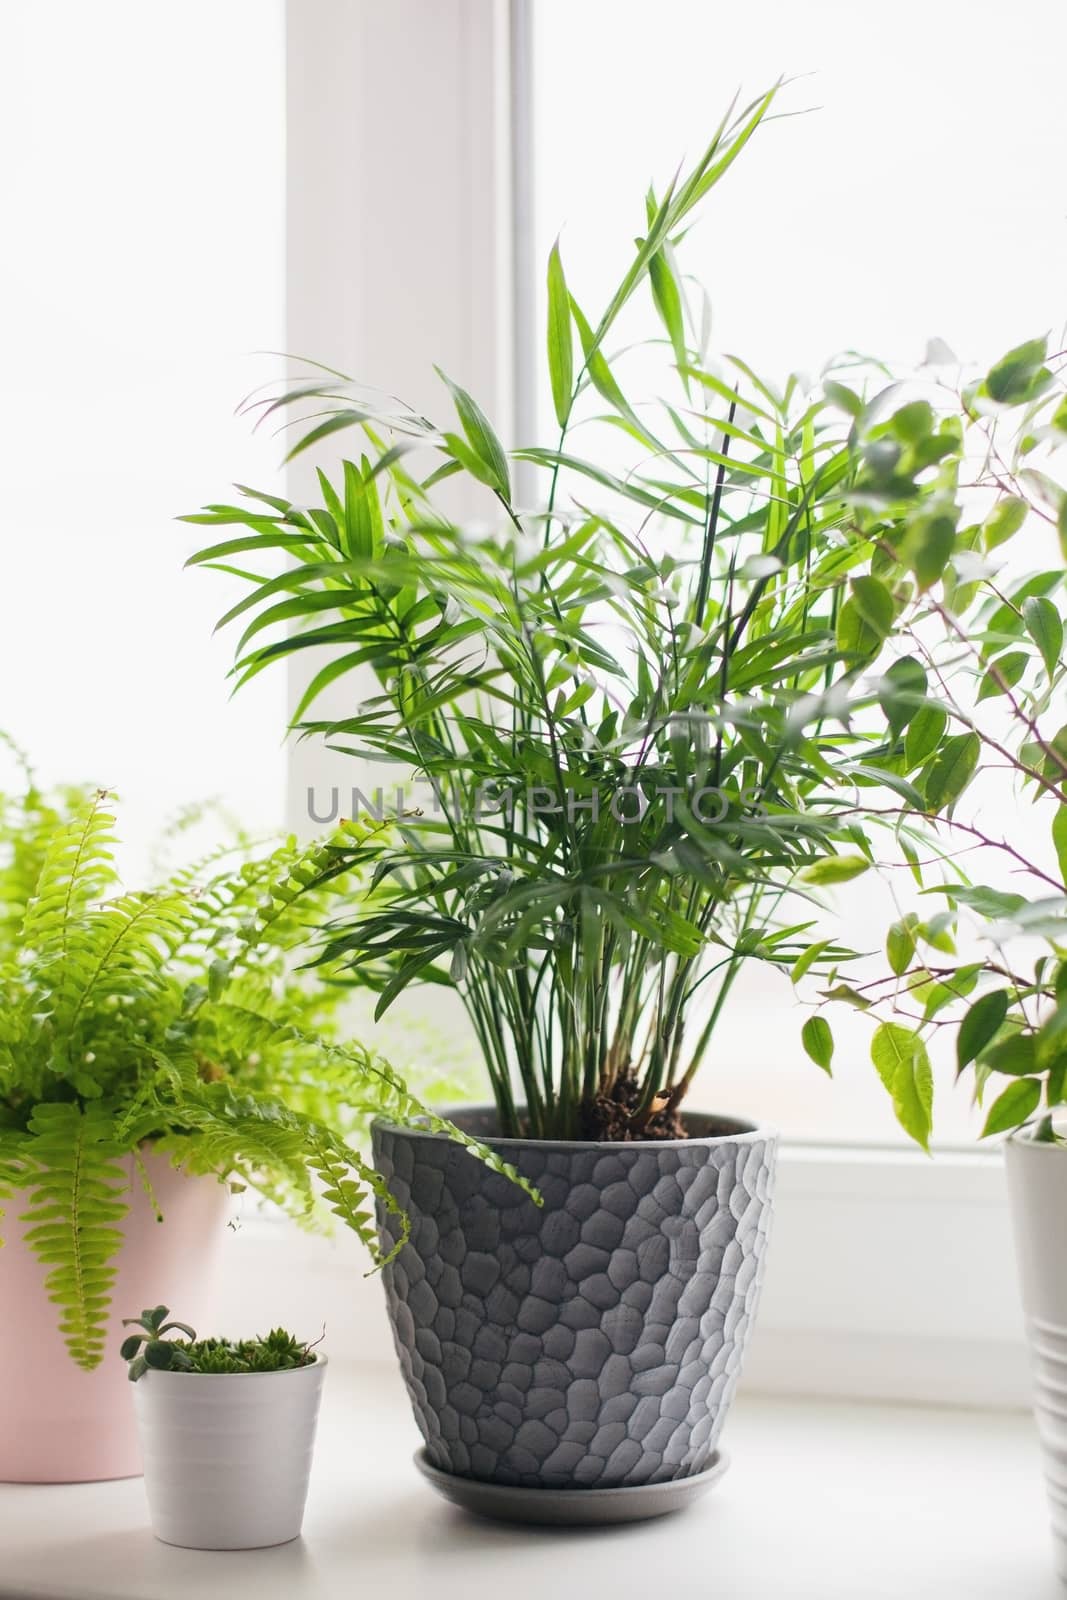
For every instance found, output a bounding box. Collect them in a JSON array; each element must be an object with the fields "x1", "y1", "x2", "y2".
[
  {"x1": 800, "y1": 338, "x2": 1067, "y2": 1575},
  {"x1": 121, "y1": 1304, "x2": 326, "y2": 1549},
  {"x1": 0, "y1": 746, "x2": 520, "y2": 1483},
  {"x1": 188, "y1": 87, "x2": 939, "y2": 1518}
]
